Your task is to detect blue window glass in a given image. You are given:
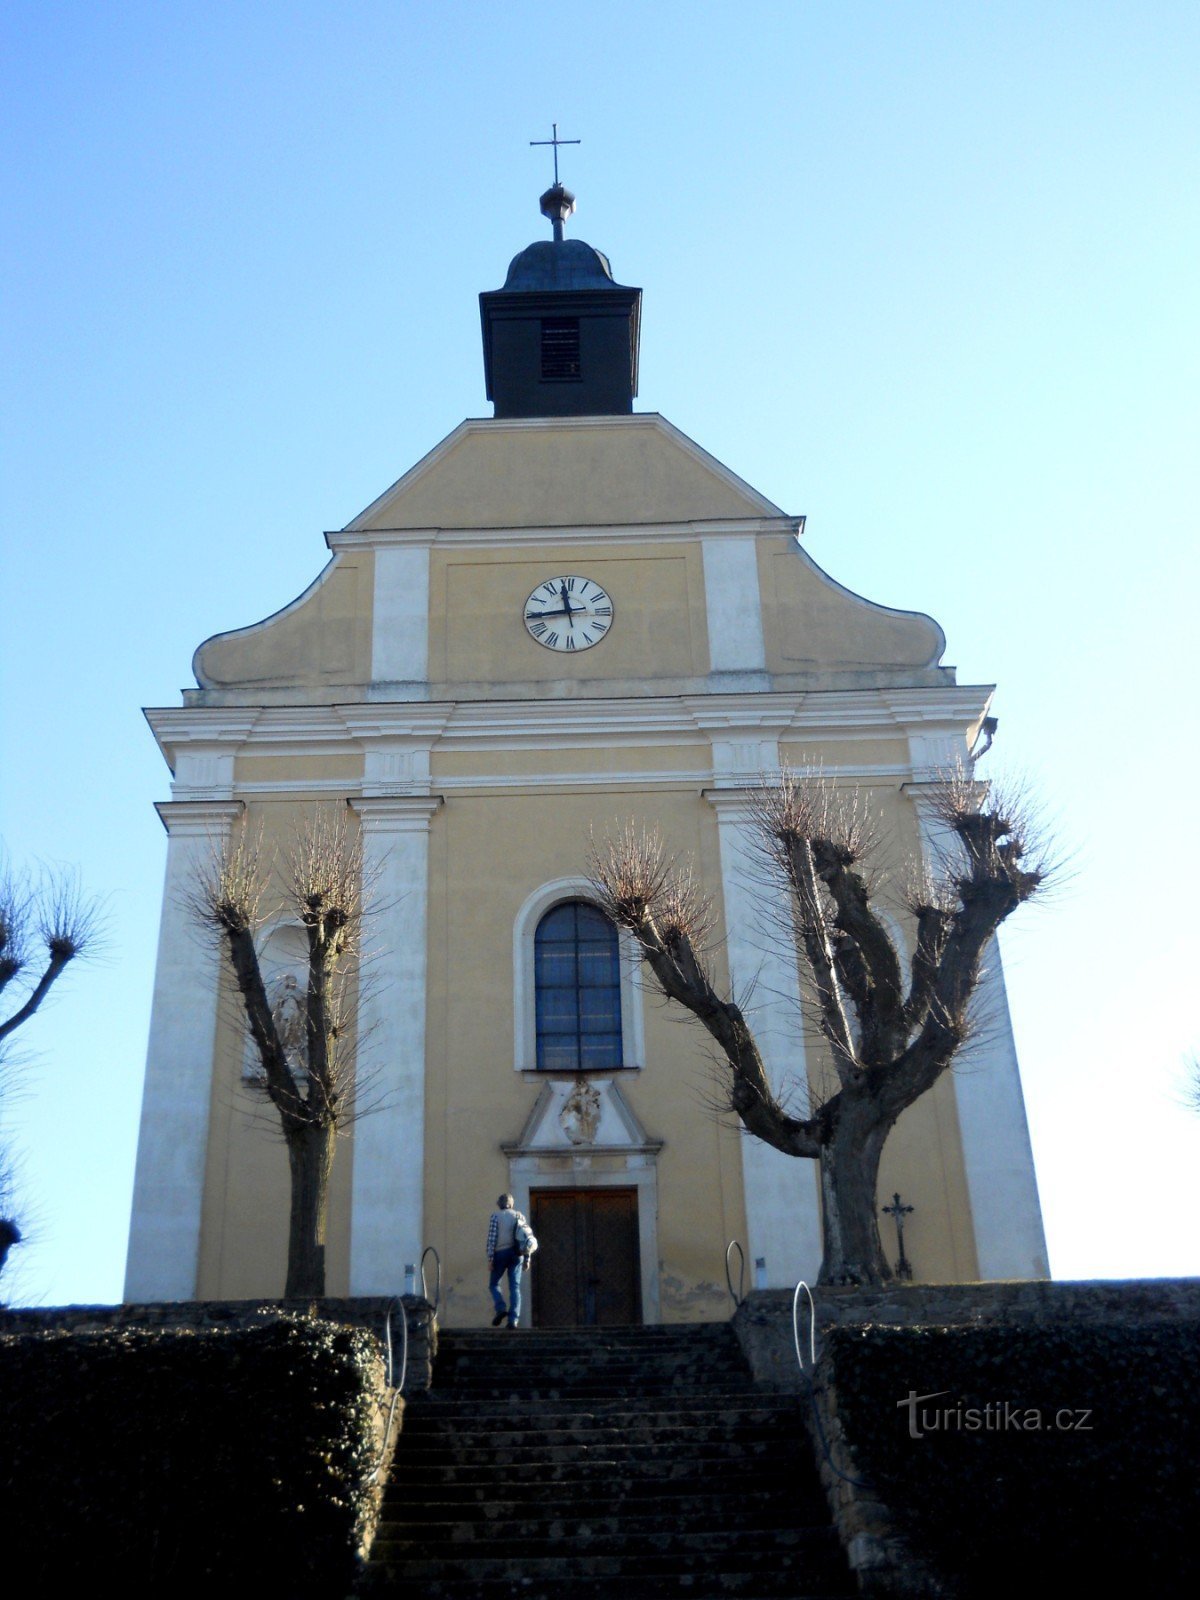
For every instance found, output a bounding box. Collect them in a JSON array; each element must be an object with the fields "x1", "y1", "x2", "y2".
[{"x1": 534, "y1": 900, "x2": 623, "y2": 1071}]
